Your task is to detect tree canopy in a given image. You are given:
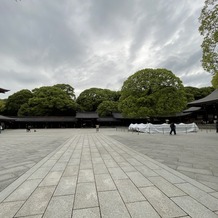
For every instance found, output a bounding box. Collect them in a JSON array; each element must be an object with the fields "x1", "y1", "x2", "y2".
[
  {"x1": 76, "y1": 88, "x2": 120, "y2": 112},
  {"x1": 18, "y1": 86, "x2": 77, "y2": 116},
  {"x1": 119, "y1": 68, "x2": 187, "y2": 118},
  {"x1": 199, "y1": 0, "x2": 218, "y2": 75},
  {"x1": 4, "y1": 89, "x2": 33, "y2": 116},
  {"x1": 53, "y1": 84, "x2": 76, "y2": 100}
]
